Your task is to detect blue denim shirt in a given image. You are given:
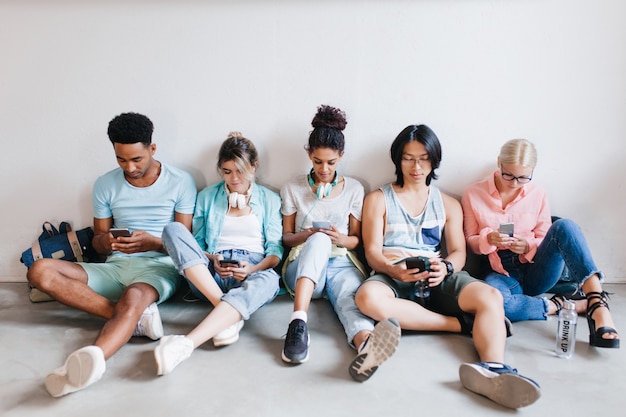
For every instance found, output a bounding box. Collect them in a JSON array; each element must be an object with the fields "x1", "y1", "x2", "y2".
[{"x1": 192, "y1": 181, "x2": 283, "y2": 260}]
